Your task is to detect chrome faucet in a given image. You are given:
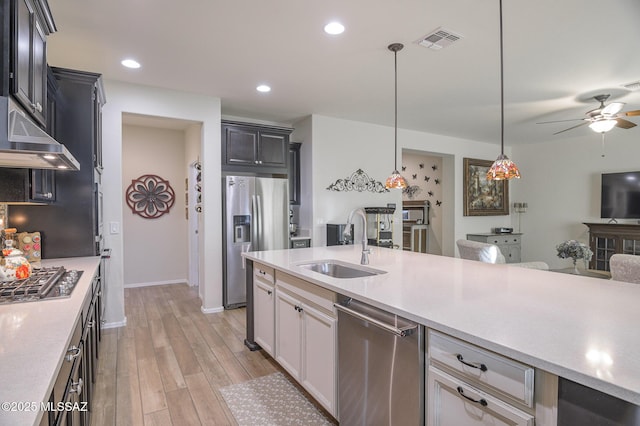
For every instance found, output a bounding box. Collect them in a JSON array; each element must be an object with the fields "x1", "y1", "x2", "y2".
[{"x1": 345, "y1": 208, "x2": 370, "y2": 265}]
